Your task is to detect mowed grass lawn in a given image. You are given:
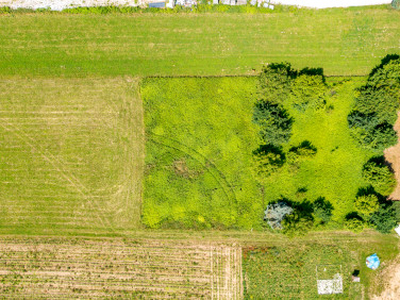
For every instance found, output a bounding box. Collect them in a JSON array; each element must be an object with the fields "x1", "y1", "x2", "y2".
[
  {"x1": 143, "y1": 76, "x2": 376, "y2": 229},
  {"x1": 0, "y1": 77, "x2": 144, "y2": 233},
  {"x1": 0, "y1": 7, "x2": 400, "y2": 77}
]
